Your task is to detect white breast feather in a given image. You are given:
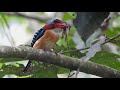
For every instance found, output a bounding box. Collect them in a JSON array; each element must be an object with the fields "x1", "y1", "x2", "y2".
[{"x1": 52, "y1": 28, "x2": 63, "y2": 37}]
